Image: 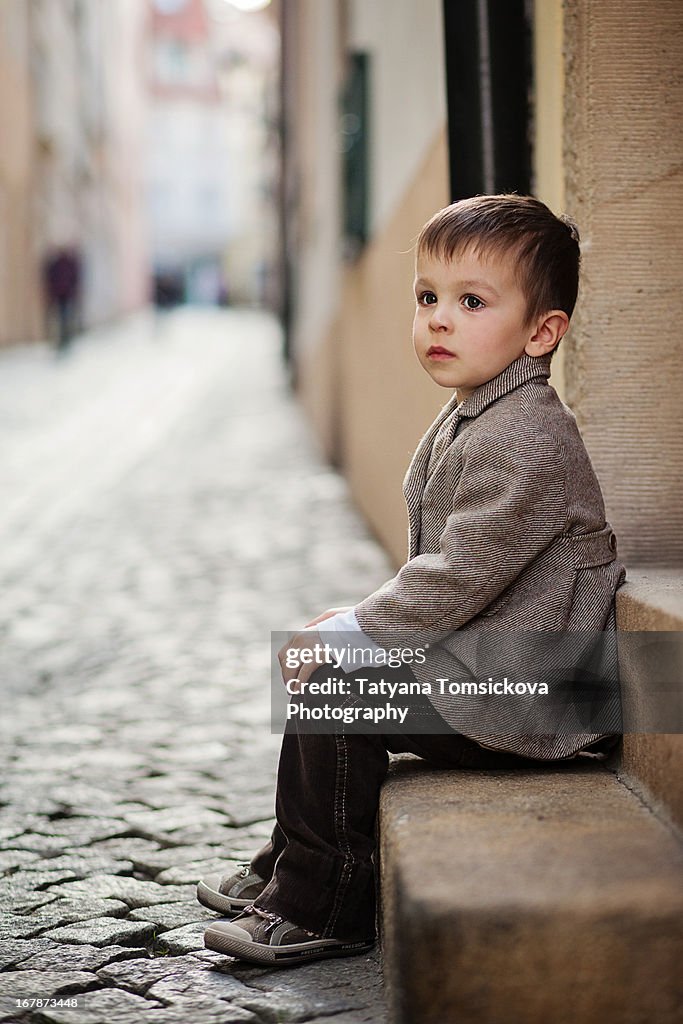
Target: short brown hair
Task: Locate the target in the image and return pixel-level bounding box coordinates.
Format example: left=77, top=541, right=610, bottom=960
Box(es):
left=416, top=193, right=581, bottom=327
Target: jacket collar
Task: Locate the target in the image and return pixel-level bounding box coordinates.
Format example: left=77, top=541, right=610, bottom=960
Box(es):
left=456, top=352, right=553, bottom=420
left=403, top=352, right=553, bottom=559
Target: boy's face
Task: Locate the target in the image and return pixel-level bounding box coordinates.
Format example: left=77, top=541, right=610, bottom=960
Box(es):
left=412, top=248, right=541, bottom=399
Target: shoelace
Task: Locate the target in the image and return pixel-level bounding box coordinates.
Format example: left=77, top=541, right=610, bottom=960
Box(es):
left=244, top=904, right=284, bottom=933
left=244, top=904, right=320, bottom=939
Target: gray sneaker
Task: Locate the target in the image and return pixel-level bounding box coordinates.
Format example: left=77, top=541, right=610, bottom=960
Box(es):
left=204, top=905, right=375, bottom=966
left=197, top=864, right=267, bottom=915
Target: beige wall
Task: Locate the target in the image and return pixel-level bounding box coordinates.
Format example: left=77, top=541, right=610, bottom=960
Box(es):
left=299, top=131, right=450, bottom=565
left=0, top=2, right=42, bottom=345
left=294, top=0, right=450, bottom=560
left=284, top=0, right=345, bottom=458
left=285, top=0, right=344, bottom=365
left=349, top=0, right=446, bottom=237
left=292, top=0, right=446, bottom=362
left=100, top=0, right=150, bottom=317
left=338, top=130, right=450, bottom=565
left=562, top=0, right=683, bottom=565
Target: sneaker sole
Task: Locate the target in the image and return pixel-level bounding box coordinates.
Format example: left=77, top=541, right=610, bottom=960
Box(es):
left=204, top=925, right=375, bottom=966
left=196, top=880, right=254, bottom=916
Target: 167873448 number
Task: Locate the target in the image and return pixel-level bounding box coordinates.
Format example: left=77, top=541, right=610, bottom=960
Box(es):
left=15, top=998, right=79, bottom=1009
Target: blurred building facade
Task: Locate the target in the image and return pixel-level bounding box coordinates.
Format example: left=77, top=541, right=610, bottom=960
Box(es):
left=280, top=0, right=683, bottom=575
left=147, top=0, right=231, bottom=305
left=0, top=0, right=280, bottom=346
left=146, top=0, right=280, bottom=307
left=0, top=0, right=149, bottom=347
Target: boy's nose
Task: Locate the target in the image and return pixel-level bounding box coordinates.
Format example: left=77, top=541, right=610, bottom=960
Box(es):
left=429, top=308, right=453, bottom=332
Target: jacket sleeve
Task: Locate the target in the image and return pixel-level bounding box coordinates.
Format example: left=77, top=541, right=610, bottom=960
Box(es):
left=354, top=428, right=568, bottom=648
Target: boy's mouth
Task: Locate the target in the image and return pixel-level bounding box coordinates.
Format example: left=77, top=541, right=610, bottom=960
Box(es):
left=427, top=345, right=456, bottom=360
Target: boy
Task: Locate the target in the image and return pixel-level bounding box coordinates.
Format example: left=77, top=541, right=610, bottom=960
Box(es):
left=198, top=194, right=625, bottom=965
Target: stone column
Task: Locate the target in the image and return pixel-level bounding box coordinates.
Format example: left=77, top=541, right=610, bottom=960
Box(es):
left=562, top=0, right=683, bottom=566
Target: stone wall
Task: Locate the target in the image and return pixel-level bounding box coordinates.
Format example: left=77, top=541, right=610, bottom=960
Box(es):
left=563, top=0, right=683, bottom=565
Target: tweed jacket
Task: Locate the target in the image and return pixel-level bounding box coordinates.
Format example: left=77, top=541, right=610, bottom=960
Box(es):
left=355, top=352, right=626, bottom=760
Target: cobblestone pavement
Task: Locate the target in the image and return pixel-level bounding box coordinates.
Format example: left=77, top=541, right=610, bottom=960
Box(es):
left=0, top=309, right=393, bottom=1024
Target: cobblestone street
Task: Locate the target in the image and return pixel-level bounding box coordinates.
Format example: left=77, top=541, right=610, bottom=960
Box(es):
left=0, top=309, right=392, bottom=1024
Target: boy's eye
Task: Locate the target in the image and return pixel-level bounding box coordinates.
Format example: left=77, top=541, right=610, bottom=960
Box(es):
left=418, top=291, right=437, bottom=305
left=463, top=294, right=484, bottom=310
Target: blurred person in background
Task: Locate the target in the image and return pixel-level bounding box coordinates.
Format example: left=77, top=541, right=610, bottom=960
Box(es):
left=43, top=245, right=83, bottom=352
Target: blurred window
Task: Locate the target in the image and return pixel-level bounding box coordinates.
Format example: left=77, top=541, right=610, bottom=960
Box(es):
left=341, top=52, right=370, bottom=261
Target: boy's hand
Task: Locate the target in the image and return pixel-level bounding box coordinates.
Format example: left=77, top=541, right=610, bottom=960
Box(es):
left=278, top=629, right=328, bottom=693
left=303, top=606, right=354, bottom=628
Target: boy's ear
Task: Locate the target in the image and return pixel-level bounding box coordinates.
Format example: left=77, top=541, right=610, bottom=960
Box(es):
left=525, top=310, right=569, bottom=357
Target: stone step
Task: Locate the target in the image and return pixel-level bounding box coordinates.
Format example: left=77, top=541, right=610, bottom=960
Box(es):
left=380, top=758, right=683, bottom=1024
left=615, top=570, right=683, bottom=830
